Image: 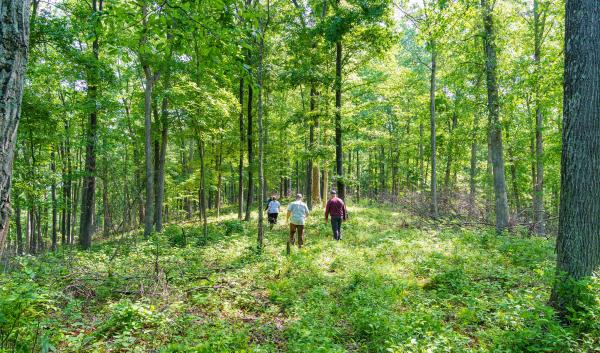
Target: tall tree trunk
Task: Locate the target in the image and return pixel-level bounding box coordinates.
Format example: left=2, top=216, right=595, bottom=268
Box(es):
left=15, top=198, right=23, bottom=255
left=469, top=112, right=480, bottom=216
left=481, top=0, right=510, bottom=232
left=335, top=40, right=345, bottom=199
left=142, top=64, right=157, bottom=238
left=532, top=0, right=546, bottom=235
left=0, top=0, right=31, bottom=253
left=444, top=111, right=458, bottom=191
left=429, top=41, right=439, bottom=218
left=155, top=25, right=172, bottom=233
left=307, top=85, right=317, bottom=209
left=155, top=97, right=168, bottom=232
left=102, top=159, right=111, bottom=237
left=257, top=32, right=266, bottom=249
left=550, top=0, right=600, bottom=315
left=506, top=127, right=522, bottom=215
left=419, top=119, right=424, bottom=191
left=238, top=77, right=245, bottom=220
left=198, top=140, right=208, bottom=237
left=216, top=143, right=223, bottom=219
left=245, top=82, right=254, bottom=221
left=79, top=0, right=103, bottom=249
left=51, top=148, right=58, bottom=251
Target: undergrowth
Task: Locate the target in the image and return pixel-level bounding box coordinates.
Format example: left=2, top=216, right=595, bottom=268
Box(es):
left=1, top=206, right=598, bottom=352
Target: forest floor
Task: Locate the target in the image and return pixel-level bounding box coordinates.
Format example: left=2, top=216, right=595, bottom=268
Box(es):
left=3, top=205, right=599, bottom=352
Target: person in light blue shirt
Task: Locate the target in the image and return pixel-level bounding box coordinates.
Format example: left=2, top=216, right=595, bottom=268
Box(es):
left=286, top=194, right=310, bottom=248
left=265, top=195, right=281, bottom=230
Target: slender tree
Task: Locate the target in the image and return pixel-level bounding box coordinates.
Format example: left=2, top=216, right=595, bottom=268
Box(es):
left=481, top=0, right=510, bottom=232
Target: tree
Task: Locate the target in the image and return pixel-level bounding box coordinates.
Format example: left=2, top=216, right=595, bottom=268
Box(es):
left=0, top=0, right=31, bottom=253
left=550, top=0, right=600, bottom=316
left=79, top=0, right=104, bottom=249
left=481, top=0, right=510, bottom=233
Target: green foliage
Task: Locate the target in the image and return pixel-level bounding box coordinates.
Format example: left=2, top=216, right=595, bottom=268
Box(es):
left=1, top=206, right=598, bottom=351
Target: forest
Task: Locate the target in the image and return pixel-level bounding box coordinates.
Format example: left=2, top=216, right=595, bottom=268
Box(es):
left=0, top=0, right=599, bottom=351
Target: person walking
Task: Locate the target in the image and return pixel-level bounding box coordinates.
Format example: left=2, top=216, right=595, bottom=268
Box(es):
left=286, top=193, right=310, bottom=248
left=265, top=195, right=281, bottom=230
left=325, top=190, right=348, bottom=241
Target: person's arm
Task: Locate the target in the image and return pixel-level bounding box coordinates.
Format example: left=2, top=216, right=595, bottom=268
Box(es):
left=286, top=204, right=292, bottom=222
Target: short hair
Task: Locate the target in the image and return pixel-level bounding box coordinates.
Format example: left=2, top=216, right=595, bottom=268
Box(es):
left=296, top=193, right=303, bottom=200
left=330, top=190, right=337, bottom=195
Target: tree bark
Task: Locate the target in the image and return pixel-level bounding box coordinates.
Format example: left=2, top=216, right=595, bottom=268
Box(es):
left=469, top=112, right=480, bottom=216
left=51, top=148, right=57, bottom=251
left=238, top=77, right=245, bottom=220
left=245, top=82, right=254, bottom=221
left=0, top=0, right=31, bottom=253
left=481, top=0, right=510, bottom=232
left=550, top=0, right=600, bottom=314
left=429, top=41, right=438, bottom=218
left=140, top=4, right=158, bottom=238
left=532, top=0, right=546, bottom=234
left=335, top=40, right=345, bottom=199
left=79, top=0, right=103, bottom=249
left=198, top=140, right=208, bottom=237
left=257, top=32, right=266, bottom=249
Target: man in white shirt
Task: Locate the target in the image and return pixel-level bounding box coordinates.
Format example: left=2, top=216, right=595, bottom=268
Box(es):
left=286, top=193, right=310, bottom=248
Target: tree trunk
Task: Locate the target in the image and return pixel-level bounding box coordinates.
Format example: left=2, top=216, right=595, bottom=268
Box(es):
left=335, top=40, right=345, bottom=199
left=142, top=64, right=157, bottom=237
left=469, top=112, right=480, bottom=216
left=216, top=143, right=223, bottom=219
left=0, top=0, right=31, bottom=254
left=238, top=77, right=245, bottom=220
left=245, top=82, right=254, bottom=221
left=257, top=32, right=266, bottom=249
left=51, top=148, right=58, bottom=251
left=532, top=0, right=546, bottom=235
left=15, top=198, right=23, bottom=255
left=429, top=41, right=439, bottom=218
left=102, top=159, right=111, bottom=237
left=550, top=0, right=600, bottom=315
left=481, top=0, right=510, bottom=232
left=79, top=0, right=103, bottom=249
left=444, top=111, right=458, bottom=191
left=198, top=140, right=208, bottom=237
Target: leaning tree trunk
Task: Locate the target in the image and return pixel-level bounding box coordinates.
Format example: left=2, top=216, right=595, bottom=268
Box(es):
left=0, top=0, right=31, bottom=254
left=550, top=0, right=600, bottom=316
left=481, top=0, right=510, bottom=233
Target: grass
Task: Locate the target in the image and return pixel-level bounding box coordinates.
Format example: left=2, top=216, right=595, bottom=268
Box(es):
left=1, top=205, right=599, bottom=352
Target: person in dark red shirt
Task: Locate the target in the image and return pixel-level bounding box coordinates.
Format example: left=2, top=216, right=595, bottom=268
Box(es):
left=325, top=190, right=348, bottom=240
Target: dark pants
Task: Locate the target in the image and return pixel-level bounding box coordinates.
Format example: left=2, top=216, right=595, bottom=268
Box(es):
left=331, top=217, right=343, bottom=240
left=289, top=224, right=305, bottom=248
left=268, top=213, right=278, bottom=224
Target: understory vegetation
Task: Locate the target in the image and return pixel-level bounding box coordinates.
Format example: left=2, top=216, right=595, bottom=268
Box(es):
left=2, top=206, right=599, bottom=352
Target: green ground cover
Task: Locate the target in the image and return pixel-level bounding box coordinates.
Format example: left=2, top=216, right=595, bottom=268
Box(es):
left=1, top=206, right=599, bottom=352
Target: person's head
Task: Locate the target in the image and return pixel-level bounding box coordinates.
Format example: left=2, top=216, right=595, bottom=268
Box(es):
left=330, top=190, right=337, bottom=199
left=295, top=193, right=303, bottom=201
left=271, top=195, right=277, bottom=201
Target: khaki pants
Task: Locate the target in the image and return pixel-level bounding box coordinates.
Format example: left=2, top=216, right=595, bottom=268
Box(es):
left=289, top=223, right=305, bottom=248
